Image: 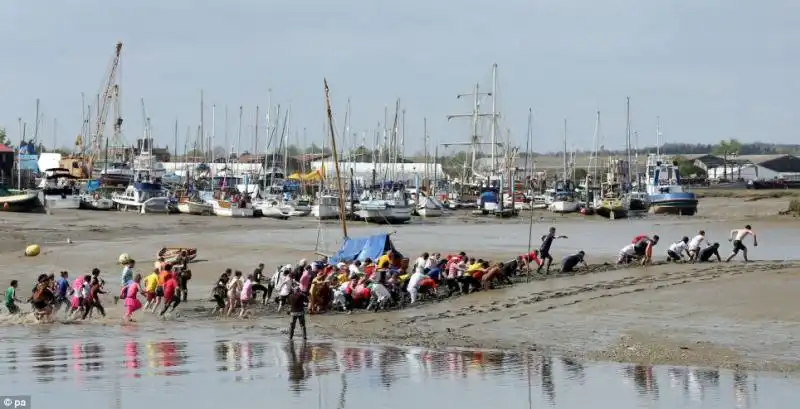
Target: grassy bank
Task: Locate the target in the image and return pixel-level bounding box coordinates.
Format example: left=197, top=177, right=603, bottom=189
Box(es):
left=693, top=188, right=800, bottom=200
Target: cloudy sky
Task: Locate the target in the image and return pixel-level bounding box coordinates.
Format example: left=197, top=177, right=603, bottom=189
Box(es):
left=0, top=0, right=796, bottom=155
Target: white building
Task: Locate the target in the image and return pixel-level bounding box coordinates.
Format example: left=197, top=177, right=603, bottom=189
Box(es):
left=698, top=154, right=800, bottom=182
left=309, top=160, right=444, bottom=185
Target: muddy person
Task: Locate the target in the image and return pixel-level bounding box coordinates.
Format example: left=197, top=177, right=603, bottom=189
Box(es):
left=698, top=242, right=722, bottom=262
left=287, top=288, right=308, bottom=340
left=560, top=251, right=587, bottom=273
left=726, top=225, right=758, bottom=262
left=687, top=231, right=706, bottom=262
left=537, top=227, right=568, bottom=274
left=667, top=237, right=690, bottom=262
left=634, top=235, right=659, bottom=266
left=5, top=280, right=21, bottom=314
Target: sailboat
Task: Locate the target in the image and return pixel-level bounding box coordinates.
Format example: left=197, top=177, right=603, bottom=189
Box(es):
left=549, top=119, right=579, bottom=213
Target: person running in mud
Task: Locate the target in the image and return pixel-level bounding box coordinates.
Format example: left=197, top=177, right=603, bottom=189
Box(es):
left=560, top=251, right=587, bottom=273
left=5, top=280, right=21, bottom=314
left=687, top=231, right=706, bottom=262
left=82, top=276, right=107, bottom=320
left=698, top=242, right=722, bottom=262
left=538, top=227, right=568, bottom=274
left=211, top=272, right=229, bottom=315
left=54, top=271, right=71, bottom=316
left=160, top=271, right=181, bottom=317
left=252, top=264, right=271, bottom=305
left=726, top=225, right=757, bottom=262
left=287, top=288, right=308, bottom=340
left=667, top=236, right=690, bottom=262
left=177, top=266, right=191, bottom=302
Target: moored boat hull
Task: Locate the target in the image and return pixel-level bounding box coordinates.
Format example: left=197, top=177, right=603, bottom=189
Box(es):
left=649, top=193, right=698, bottom=216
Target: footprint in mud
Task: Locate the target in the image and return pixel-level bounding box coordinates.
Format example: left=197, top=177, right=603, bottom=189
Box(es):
left=503, top=303, right=515, bottom=308
left=460, top=323, right=474, bottom=329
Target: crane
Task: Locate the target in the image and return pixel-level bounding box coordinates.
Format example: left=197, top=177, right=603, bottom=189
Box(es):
left=91, top=42, right=123, bottom=160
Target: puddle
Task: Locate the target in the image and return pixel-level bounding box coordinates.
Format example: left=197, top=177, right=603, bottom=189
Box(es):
left=0, top=325, right=794, bottom=408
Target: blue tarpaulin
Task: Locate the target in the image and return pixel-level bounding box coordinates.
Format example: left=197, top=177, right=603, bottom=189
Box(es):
left=328, top=233, right=402, bottom=264
left=85, top=180, right=101, bottom=192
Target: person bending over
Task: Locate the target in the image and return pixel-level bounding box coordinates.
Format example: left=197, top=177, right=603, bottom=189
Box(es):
left=561, top=251, right=587, bottom=273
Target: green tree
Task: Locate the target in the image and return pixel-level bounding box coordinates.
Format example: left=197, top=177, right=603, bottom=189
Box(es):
left=573, top=167, right=588, bottom=181
left=0, top=128, right=7, bottom=147
left=674, top=155, right=706, bottom=178
left=712, top=139, right=742, bottom=179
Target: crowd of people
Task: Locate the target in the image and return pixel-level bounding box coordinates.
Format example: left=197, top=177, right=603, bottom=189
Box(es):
left=617, top=224, right=758, bottom=265
left=3, top=225, right=758, bottom=339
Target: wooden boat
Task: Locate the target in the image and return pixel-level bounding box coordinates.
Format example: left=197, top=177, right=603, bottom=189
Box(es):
left=0, top=187, right=41, bottom=212
left=157, top=247, right=197, bottom=264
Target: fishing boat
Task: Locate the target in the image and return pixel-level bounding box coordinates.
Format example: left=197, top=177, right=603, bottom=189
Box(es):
left=212, top=199, right=255, bottom=217
left=594, top=158, right=629, bottom=219
left=99, top=162, right=135, bottom=186
left=595, top=196, right=627, bottom=219
left=312, top=194, right=341, bottom=220
left=0, top=186, right=40, bottom=212
left=355, top=189, right=412, bottom=224
left=38, top=168, right=81, bottom=210
left=111, top=182, right=169, bottom=213
left=646, top=154, right=698, bottom=215
left=176, top=196, right=213, bottom=215
left=625, top=191, right=650, bottom=212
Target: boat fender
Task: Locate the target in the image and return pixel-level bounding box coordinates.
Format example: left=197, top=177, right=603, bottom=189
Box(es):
left=94, top=193, right=100, bottom=200
left=25, top=244, right=41, bottom=257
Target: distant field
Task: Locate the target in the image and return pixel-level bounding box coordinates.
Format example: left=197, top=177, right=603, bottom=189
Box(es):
left=528, top=155, right=626, bottom=170
left=693, top=188, right=800, bottom=199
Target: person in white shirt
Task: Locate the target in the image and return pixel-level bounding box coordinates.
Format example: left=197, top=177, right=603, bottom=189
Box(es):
left=348, top=261, right=362, bottom=278
left=687, top=230, right=706, bottom=261
left=667, top=237, right=690, bottom=262
left=367, top=282, right=392, bottom=311
left=226, top=271, right=243, bottom=316
left=413, top=253, right=430, bottom=275
left=726, top=224, right=757, bottom=262
left=406, top=270, right=425, bottom=304
left=617, top=244, right=637, bottom=264
left=275, top=270, right=294, bottom=312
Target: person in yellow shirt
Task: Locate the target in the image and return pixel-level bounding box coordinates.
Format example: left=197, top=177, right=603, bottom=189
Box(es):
left=151, top=264, right=172, bottom=313
left=142, top=269, right=159, bottom=311
left=376, top=251, right=394, bottom=270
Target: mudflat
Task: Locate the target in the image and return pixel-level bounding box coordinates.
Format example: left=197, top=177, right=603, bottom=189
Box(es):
left=0, top=195, right=798, bottom=373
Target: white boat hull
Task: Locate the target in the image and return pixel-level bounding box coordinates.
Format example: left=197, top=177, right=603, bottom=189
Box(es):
left=356, top=206, right=412, bottom=224
left=549, top=200, right=579, bottom=213
left=417, top=206, right=442, bottom=217
left=289, top=205, right=312, bottom=217
left=214, top=206, right=255, bottom=217
left=312, top=204, right=340, bottom=219
left=80, top=197, right=115, bottom=210
left=260, top=206, right=290, bottom=219
left=177, top=201, right=213, bottom=215
left=42, top=195, right=81, bottom=210
left=112, top=196, right=170, bottom=213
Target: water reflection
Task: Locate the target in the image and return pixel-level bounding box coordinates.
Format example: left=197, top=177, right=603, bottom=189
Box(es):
left=0, top=338, right=783, bottom=409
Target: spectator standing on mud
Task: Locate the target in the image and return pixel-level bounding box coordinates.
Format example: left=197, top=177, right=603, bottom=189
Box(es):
left=287, top=289, right=308, bottom=340
left=538, top=227, right=568, bottom=274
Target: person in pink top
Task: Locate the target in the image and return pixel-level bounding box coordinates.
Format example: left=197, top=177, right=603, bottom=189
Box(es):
left=299, top=266, right=312, bottom=294
left=123, top=274, right=144, bottom=322
left=239, top=274, right=254, bottom=318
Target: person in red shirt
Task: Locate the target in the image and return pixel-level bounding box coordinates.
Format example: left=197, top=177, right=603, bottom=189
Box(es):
left=81, top=277, right=107, bottom=320
left=159, top=273, right=180, bottom=317
left=519, top=250, right=542, bottom=272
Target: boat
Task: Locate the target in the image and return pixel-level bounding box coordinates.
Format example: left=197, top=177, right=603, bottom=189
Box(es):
left=312, top=194, right=341, bottom=220
left=99, top=162, right=135, bottom=186
left=212, top=199, right=255, bottom=217
left=38, top=168, right=81, bottom=210
left=176, top=196, right=213, bottom=215
left=548, top=181, right=579, bottom=213
left=625, top=191, right=650, bottom=211
left=595, top=196, right=627, bottom=220
left=254, top=198, right=291, bottom=219
left=111, top=182, right=169, bottom=213
left=157, top=247, right=197, bottom=264
left=0, top=186, right=41, bottom=212
left=646, top=154, right=698, bottom=216
left=417, top=194, right=444, bottom=217
left=79, top=193, right=115, bottom=210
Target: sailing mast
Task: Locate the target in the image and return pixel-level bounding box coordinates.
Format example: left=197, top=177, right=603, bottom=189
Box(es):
left=625, top=97, right=633, bottom=191
left=324, top=79, right=348, bottom=238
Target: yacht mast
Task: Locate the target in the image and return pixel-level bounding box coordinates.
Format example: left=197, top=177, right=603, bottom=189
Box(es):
left=562, top=119, right=568, bottom=180
left=625, top=97, right=632, bottom=189
left=324, top=79, right=348, bottom=238
left=446, top=82, right=492, bottom=183
left=490, top=63, right=498, bottom=175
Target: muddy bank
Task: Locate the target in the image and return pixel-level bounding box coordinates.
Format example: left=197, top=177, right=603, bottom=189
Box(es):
left=1, top=209, right=799, bottom=373
left=309, top=261, right=800, bottom=373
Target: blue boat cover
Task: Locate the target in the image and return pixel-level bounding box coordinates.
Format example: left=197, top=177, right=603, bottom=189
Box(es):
left=86, top=179, right=101, bottom=192
left=134, top=182, right=162, bottom=192
left=328, top=234, right=403, bottom=264
left=480, top=190, right=498, bottom=203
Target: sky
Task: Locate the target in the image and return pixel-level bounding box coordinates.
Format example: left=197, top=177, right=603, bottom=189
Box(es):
left=0, top=0, right=797, bottom=155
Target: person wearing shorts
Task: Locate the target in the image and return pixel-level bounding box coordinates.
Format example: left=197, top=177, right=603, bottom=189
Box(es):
left=726, top=225, right=757, bottom=262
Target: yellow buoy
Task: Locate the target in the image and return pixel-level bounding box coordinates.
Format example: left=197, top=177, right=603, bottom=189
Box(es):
left=25, top=244, right=41, bottom=257
left=118, top=253, right=131, bottom=264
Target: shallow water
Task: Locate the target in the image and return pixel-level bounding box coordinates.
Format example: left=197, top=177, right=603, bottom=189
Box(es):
left=0, top=325, right=795, bottom=409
